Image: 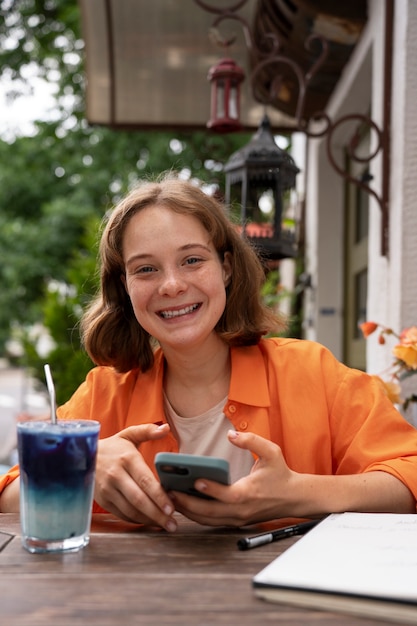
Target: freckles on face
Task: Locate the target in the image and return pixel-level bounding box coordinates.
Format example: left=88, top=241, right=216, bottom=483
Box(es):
left=121, top=204, right=232, bottom=347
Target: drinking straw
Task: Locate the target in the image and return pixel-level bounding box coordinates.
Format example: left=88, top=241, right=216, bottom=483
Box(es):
left=44, top=363, right=57, bottom=424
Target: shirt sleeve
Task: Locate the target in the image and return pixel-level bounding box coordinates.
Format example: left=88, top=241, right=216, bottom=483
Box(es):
left=0, top=464, right=20, bottom=494
left=265, top=338, right=417, bottom=505
left=326, top=352, right=417, bottom=502
left=57, top=366, right=139, bottom=437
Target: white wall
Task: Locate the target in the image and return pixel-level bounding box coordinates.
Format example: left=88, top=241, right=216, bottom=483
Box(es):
left=367, top=0, right=417, bottom=377
left=304, top=12, right=373, bottom=359
left=304, top=0, right=417, bottom=372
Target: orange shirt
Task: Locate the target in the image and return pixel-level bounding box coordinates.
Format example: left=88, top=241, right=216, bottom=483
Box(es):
left=2, top=338, right=417, bottom=510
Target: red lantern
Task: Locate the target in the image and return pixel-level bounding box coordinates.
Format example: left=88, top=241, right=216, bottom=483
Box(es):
left=207, top=57, right=245, bottom=133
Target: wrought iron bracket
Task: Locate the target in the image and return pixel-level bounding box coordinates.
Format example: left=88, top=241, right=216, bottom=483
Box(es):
left=194, top=0, right=393, bottom=256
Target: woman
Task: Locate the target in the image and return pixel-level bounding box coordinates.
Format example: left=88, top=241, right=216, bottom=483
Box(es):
left=1, top=174, right=417, bottom=531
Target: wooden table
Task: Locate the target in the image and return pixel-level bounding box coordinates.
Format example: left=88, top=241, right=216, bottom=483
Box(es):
left=0, top=513, right=396, bottom=626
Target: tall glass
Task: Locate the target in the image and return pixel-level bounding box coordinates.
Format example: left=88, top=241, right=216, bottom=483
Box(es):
left=17, top=419, right=100, bottom=553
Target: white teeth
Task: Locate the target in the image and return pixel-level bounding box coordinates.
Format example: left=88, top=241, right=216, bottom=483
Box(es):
left=160, top=304, right=199, bottom=319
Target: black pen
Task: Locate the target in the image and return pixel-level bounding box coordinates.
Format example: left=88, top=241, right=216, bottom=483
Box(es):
left=237, top=519, right=320, bottom=551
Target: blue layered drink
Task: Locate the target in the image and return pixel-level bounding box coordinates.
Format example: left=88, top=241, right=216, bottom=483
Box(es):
left=17, top=420, right=100, bottom=553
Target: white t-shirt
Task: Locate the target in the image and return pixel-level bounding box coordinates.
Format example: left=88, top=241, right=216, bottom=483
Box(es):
left=163, top=394, right=253, bottom=484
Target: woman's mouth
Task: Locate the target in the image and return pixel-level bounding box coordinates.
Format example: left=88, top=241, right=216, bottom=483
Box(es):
left=158, top=304, right=201, bottom=319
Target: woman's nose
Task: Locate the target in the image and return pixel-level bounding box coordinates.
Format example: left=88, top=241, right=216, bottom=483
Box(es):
left=158, top=269, right=187, bottom=296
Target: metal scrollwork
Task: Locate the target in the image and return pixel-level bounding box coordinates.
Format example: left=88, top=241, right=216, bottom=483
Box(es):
left=324, top=114, right=385, bottom=205
left=194, top=0, right=391, bottom=255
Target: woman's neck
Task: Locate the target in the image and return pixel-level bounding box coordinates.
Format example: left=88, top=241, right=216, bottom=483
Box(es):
left=162, top=338, right=231, bottom=418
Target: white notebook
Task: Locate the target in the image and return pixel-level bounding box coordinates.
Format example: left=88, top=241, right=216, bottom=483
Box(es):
left=253, top=512, right=417, bottom=624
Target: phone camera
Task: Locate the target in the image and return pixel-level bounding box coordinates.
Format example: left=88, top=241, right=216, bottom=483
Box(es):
left=160, top=464, right=189, bottom=476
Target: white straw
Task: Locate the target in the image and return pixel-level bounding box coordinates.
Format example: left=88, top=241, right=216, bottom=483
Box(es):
left=44, top=363, right=57, bottom=424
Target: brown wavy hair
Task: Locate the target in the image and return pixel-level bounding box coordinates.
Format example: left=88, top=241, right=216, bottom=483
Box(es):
left=81, top=174, right=285, bottom=372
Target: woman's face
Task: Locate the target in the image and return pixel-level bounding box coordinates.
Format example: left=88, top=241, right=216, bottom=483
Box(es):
left=122, top=204, right=231, bottom=353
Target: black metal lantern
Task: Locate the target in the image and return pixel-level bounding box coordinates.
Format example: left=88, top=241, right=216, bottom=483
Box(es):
left=207, top=57, right=245, bottom=133
left=224, top=114, right=300, bottom=259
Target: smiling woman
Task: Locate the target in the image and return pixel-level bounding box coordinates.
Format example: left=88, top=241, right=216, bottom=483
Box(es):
left=121, top=204, right=232, bottom=359
left=1, top=173, right=417, bottom=530
left=80, top=173, right=281, bottom=374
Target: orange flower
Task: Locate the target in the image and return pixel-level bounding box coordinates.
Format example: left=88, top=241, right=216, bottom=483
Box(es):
left=359, top=321, right=378, bottom=338
left=393, top=347, right=417, bottom=370
left=393, top=345, right=417, bottom=369
left=399, top=326, right=417, bottom=345
left=362, top=321, right=416, bottom=407
left=392, top=326, right=417, bottom=370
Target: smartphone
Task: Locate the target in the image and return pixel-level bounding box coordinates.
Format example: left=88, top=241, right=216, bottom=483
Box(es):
left=155, top=452, right=230, bottom=499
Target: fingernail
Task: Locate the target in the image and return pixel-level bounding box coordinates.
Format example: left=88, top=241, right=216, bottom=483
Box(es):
left=228, top=429, right=238, bottom=439
left=163, top=504, right=174, bottom=516
left=165, top=519, right=177, bottom=533
left=195, top=480, right=207, bottom=492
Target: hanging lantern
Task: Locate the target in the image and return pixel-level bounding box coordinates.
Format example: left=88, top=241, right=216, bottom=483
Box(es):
left=207, top=57, right=245, bottom=133
left=224, top=114, right=300, bottom=260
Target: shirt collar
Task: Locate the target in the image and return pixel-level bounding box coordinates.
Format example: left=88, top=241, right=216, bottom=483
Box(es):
left=154, top=342, right=271, bottom=408
left=229, top=343, right=271, bottom=407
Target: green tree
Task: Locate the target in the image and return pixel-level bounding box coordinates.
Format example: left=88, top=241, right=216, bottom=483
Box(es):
left=18, top=216, right=99, bottom=405
left=0, top=0, right=251, bottom=401
left=0, top=124, right=250, bottom=401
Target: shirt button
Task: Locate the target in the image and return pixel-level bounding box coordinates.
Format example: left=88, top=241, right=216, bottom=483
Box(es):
left=239, top=421, right=248, bottom=430
left=228, top=404, right=237, bottom=413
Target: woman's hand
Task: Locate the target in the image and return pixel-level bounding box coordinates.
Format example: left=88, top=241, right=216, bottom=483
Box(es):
left=94, top=423, right=178, bottom=531
left=171, top=430, right=416, bottom=527
left=170, top=430, right=299, bottom=527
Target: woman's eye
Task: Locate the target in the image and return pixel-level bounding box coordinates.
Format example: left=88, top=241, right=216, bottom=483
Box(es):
left=185, top=257, right=202, bottom=266
left=136, top=266, right=155, bottom=274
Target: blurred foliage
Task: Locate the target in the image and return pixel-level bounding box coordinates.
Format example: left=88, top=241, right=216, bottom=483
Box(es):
left=16, top=216, right=100, bottom=405
left=261, top=268, right=303, bottom=339
left=0, top=0, right=252, bottom=403
left=0, top=0, right=84, bottom=111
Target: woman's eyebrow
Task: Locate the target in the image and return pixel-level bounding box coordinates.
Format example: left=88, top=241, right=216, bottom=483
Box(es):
left=179, top=243, right=212, bottom=253
left=125, top=243, right=213, bottom=267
